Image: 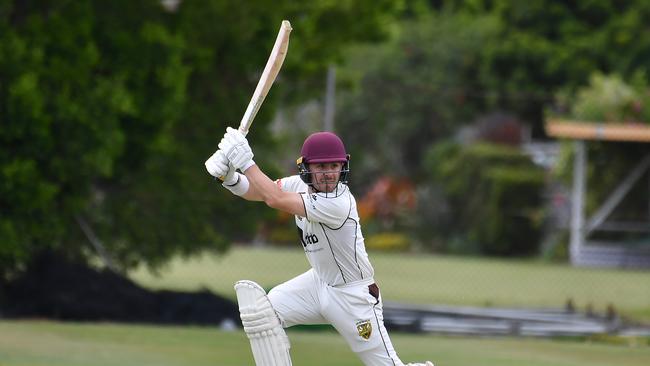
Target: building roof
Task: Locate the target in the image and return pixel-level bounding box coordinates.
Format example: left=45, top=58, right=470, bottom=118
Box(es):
left=545, top=120, right=650, bottom=142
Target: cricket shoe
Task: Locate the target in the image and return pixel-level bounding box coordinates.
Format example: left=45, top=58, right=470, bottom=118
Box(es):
left=406, top=362, right=433, bottom=366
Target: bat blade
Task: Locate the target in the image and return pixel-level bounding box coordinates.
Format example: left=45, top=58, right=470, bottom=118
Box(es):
left=217, top=20, right=291, bottom=181
left=239, top=20, right=292, bottom=136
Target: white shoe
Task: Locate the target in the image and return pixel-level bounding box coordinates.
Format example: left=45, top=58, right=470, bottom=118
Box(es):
left=406, top=362, right=433, bottom=366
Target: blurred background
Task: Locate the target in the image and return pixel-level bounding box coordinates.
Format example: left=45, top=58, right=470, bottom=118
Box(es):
left=1, top=1, right=649, bottom=365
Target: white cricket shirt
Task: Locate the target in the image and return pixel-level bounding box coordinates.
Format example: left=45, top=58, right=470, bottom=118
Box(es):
left=277, top=175, right=374, bottom=286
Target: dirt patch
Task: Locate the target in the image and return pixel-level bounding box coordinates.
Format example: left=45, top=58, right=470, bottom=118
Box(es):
left=0, top=252, right=241, bottom=327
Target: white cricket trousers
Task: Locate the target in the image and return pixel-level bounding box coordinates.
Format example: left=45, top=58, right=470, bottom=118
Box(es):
left=268, top=269, right=404, bottom=365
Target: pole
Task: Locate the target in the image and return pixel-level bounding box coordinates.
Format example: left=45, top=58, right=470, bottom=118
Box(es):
left=323, top=64, right=336, bottom=131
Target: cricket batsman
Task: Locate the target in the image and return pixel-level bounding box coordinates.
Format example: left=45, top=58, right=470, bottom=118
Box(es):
left=205, top=128, right=433, bottom=366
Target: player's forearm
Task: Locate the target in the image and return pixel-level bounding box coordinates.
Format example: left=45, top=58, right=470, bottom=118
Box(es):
left=244, top=165, right=306, bottom=217
left=244, top=165, right=283, bottom=204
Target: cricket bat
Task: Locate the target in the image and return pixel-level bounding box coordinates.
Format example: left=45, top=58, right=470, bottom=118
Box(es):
left=219, top=20, right=291, bottom=180
left=238, top=20, right=292, bottom=136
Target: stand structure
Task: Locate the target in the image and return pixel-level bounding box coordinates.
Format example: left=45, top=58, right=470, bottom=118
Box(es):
left=546, top=120, right=650, bottom=268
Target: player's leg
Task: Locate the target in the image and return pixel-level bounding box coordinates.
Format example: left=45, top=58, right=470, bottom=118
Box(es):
left=267, top=269, right=327, bottom=327
left=323, top=283, right=434, bottom=366
left=322, top=282, right=401, bottom=365
left=234, top=280, right=292, bottom=366
left=354, top=302, right=405, bottom=366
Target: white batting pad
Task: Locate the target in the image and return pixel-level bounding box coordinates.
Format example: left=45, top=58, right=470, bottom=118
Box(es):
left=235, top=280, right=292, bottom=366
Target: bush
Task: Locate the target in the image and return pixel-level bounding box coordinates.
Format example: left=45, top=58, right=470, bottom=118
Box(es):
left=553, top=72, right=650, bottom=124
left=365, top=232, right=410, bottom=251
left=421, top=141, right=546, bottom=256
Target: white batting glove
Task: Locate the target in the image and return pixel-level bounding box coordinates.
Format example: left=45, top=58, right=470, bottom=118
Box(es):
left=218, top=127, right=255, bottom=172
left=204, top=150, right=237, bottom=185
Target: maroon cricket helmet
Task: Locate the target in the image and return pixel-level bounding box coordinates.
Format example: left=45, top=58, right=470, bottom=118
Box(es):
left=297, top=131, right=350, bottom=185
left=301, top=132, right=348, bottom=163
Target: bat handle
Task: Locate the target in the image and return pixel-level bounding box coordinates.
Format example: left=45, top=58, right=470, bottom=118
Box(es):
left=217, top=161, right=236, bottom=181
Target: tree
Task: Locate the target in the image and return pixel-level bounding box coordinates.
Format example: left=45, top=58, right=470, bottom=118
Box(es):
left=333, top=0, right=650, bottom=253
left=0, top=0, right=403, bottom=279
left=336, top=11, right=500, bottom=189
left=448, top=0, right=650, bottom=134
left=1, top=0, right=190, bottom=275
left=421, top=142, right=546, bottom=256
left=336, top=0, right=650, bottom=185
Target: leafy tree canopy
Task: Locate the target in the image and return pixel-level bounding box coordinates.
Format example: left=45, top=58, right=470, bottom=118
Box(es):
left=337, top=0, right=650, bottom=186
left=0, top=0, right=403, bottom=279
left=448, top=0, right=650, bottom=131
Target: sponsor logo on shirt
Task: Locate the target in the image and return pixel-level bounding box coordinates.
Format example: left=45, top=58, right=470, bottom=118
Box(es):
left=304, top=234, right=319, bottom=244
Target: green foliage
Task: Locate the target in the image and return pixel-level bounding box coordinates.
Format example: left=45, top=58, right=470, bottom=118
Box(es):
left=0, top=0, right=403, bottom=279
left=332, top=0, right=650, bottom=260
left=338, top=0, right=650, bottom=187
left=421, top=142, right=546, bottom=256
left=1, top=1, right=172, bottom=274
left=447, top=0, right=650, bottom=132
left=554, top=72, right=650, bottom=123
left=337, top=11, right=500, bottom=188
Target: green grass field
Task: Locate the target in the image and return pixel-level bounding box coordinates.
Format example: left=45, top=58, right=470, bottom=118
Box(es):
left=1, top=320, right=648, bottom=366
left=3, top=247, right=649, bottom=366
left=130, top=246, right=650, bottom=321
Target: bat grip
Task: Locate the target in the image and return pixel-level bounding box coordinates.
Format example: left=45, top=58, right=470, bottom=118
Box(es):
left=217, top=161, right=237, bottom=182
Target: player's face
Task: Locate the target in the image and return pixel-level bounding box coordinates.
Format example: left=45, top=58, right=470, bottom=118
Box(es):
left=309, top=162, right=343, bottom=193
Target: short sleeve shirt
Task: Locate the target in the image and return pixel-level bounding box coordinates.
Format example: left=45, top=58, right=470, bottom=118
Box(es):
left=277, top=175, right=374, bottom=286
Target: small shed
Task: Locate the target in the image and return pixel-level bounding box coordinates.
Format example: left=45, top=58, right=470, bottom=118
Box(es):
left=545, top=120, right=650, bottom=268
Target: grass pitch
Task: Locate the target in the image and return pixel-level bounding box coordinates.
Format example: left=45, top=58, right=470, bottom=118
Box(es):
left=3, top=248, right=649, bottom=366
left=1, top=320, right=648, bottom=366
left=130, top=246, right=650, bottom=321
